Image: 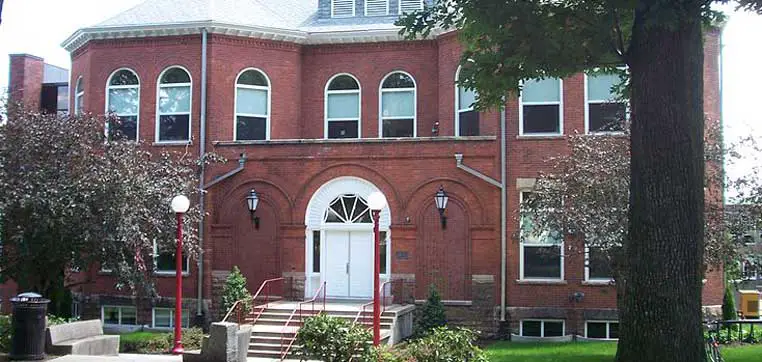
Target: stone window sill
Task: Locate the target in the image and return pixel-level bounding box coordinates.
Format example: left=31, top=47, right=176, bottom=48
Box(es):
left=516, top=279, right=568, bottom=285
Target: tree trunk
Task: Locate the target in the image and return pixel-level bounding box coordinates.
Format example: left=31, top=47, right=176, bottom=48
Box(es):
left=616, top=2, right=706, bottom=362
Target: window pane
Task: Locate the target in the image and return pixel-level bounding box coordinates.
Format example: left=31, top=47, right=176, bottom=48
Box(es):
left=158, top=87, right=191, bottom=113
left=156, top=253, right=175, bottom=271
left=108, top=88, right=139, bottom=114
left=589, top=102, right=626, bottom=133
left=544, top=321, right=564, bottom=337
left=161, top=68, right=190, bottom=84
left=121, top=307, right=137, bottom=325
left=154, top=309, right=171, bottom=328
left=524, top=245, right=561, bottom=279
left=588, top=248, right=612, bottom=280
left=328, top=75, right=359, bottom=90
left=382, top=119, right=414, bottom=138
left=523, top=79, right=560, bottom=103
left=522, top=321, right=541, bottom=337
left=523, top=104, right=560, bottom=134
left=327, top=93, right=359, bottom=119
left=237, top=88, right=268, bottom=115
left=110, top=70, right=139, bottom=86
left=181, top=310, right=190, bottom=328
left=159, top=115, right=190, bottom=141
left=458, top=86, right=476, bottom=110
left=380, top=231, right=387, bottom=274
left=75, top=78, right=84, bottom=93
left=587, top=322, right=607, bottom=338
left=103, top=307, right=119, bottom=324
left=382, top=73, right=414, bottom=89
left=458, top=110, right=479, bottom=136
left=587, top=73, right=620, bottom=101
left=328, top=120, right=359, bottom=139
left=76, top=94, right=84, bottom=112
left=236, top=116, right=267, bottom=140
left=381, top=91, right=414, bottom=118
left=609, top=322, right=619, bottom=339
left=313, top=231, right=320, bottom=273
left=110, top=116, right=138, bottom=141
left=520, top=212, right=562, bottom=245
left=237, top=70, right=268, bottom=87
left=57, top=86, right=69, bottom=111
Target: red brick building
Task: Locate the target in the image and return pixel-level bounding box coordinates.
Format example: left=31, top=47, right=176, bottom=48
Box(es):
left=8, top=0, right=723, bottom=338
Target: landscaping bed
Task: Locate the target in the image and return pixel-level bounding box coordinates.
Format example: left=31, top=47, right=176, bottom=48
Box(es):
left=116, top=328, right=204, bottom=354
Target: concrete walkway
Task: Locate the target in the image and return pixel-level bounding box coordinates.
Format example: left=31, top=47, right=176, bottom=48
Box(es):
left=50, top=354, right=310, bottom=362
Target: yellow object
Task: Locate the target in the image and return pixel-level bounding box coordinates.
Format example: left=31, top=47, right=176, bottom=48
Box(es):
left=739, top=290, right=761, bottom=319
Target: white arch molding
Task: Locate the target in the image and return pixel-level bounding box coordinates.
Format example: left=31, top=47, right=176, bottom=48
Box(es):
left=304, top=176, right=392, bottom=298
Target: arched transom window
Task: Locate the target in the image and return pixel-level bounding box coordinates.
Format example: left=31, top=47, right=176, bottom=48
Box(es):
left=156, top=66, right=191, bottom=142
left=74, top=77, right=84, bottom=115
left=380, top=71, right=416, bottom=138
left=325, top=74, right=360, bottom=139
left=106, top=69, right=140, bottom=141
left=324, top=195, right=372, bottom=224
left=235, top=69, right=270, bottom=141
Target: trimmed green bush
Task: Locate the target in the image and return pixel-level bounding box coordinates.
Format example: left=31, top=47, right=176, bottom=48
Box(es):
left=119, top=332, right=171, bottom=354
left=296, top=313, right=372, bottom=362
left=362, top=345, right=407, bottom=362
left=220, top=266, right=253, bottom=319
left=164, top=327, right=205, bottom=351
left=722, top=280, right=737, bottom=321
left=404, top=327, right=488, bottom=362
left=413, top=285, right=447, bottom=337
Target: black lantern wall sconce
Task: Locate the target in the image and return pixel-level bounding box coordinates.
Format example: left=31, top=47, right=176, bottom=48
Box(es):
left=246, top=189, right=260, bottom=229
left=435, top=186, right=449, bottom=229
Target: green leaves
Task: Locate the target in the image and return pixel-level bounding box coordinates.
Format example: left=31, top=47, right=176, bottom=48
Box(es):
left=220, top=266, right=253, bottom=318
left=296, top=313, right=371, bottom=362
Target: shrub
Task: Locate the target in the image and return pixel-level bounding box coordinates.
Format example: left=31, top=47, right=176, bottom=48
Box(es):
left=722, top=279, right=737, bottom=321
left=119, top=332, right=171, bottom=354
left=220, top=266, right=253, bottom=319
left=403, top=327, right=488, bottom=362
left=362, top=345, right=407, bottom=362
left=163, top=327, right=205, bottom=351
left=0, top=315, right=10, bottom=353
left=413, top=285, right=447, bottom=337
left=296, top=313, right=372, bottom=362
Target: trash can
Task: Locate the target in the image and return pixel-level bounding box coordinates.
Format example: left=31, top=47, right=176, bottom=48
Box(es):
left=9, top=292, right=50, bottom=360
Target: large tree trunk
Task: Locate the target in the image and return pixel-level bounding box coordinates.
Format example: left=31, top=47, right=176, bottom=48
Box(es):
left=616, top=2, right=706, bottom=362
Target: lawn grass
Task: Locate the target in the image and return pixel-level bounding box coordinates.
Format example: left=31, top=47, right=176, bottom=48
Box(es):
left=485, top=341, right=762, bottom=362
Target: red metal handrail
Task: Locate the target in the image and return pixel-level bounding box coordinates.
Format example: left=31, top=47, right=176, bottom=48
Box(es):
left=220, top=277, right=287, bottom=324
left=280, top=282, right=326, bottom=360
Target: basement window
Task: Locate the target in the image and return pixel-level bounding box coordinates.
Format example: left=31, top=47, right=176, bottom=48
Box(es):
left=153, top=308, right=190, bottom=328
left=586, top=321, right=619, bottom=339
left=102, top=305, right=137, bottom=326
left=521, top=320, right=565, bottom=337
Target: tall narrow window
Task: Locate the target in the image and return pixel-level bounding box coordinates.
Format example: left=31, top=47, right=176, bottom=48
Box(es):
left=520, top=191, right=563, bottom=280
left=380, top=231, right=388, bottom=275
left=585, top=246, right=613, bottom=282
left=332, top=0, right=354, bottom=17
left=106, top=69, right=140, bottom=141
left=520, top=78, right=562, bottom=135
left=74, top=77, right=84, bottom=115
left=586, top=72, right=627, bottom=133
left=380, top=72, right=416, bottom=138
left=399, top=0, right=424, bottom=14
left=366, top=0, right=389, bottom=16
left=235, top=69, right=270, bottom=141
left=325, top=74, right=360, bottom=139
left=156, top=67, right=191, bottom=142
left=312, top=231, right=321, bottom=273
left=456, top=67, right=479, bottom=136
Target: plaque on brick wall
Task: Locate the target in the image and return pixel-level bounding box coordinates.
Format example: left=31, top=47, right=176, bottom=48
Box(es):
left=395, top=251, right=409, bottom=260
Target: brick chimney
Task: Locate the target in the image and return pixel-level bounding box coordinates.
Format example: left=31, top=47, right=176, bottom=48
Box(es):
left=8, top=54, right=45, bottom=110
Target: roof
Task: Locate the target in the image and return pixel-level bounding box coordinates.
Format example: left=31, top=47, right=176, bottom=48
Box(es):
left=43, top=63, right=69, bottom=84
left=61, top=0, right=428, bottom=52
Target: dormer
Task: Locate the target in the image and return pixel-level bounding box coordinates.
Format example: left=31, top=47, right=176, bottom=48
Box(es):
left=319, top=0, right=426, bottom=19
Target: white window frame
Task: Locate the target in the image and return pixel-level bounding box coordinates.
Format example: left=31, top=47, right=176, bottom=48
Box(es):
left=234, top=67, right=271, bottom=141
left=585, top=320, right=619, bottom=340
left=455, top=66, right=478, bottom=137
left=324, top=73, right=361, bottom=139
left=742, top=260, right=759, bottom=281
left=105, top=68, right=140, bottom=142
left=331, top=0, right=355, bottom=17
left=155, top=66, right=192, bottom=144
left=74, top=76, right=84, bottom=115
left=399, top=0, right=424, bottom=14
left=584, top=246, right=613, bottom=283
left=153, top=240, right=190, bottom=275
left=379, top=70, right=417, bottom=138
left=101, top=305, right=137, bottom=326
left=518, top=78, right=563, bottom=136
left=584, top=69, right=629, bottom=135
left=365, top=0, right=390, bottom=16
left=152, top=307, right=190, bottom=329
left=519, top=191, right=564, bottom=281
left=520, top=319, right=566, bottom=337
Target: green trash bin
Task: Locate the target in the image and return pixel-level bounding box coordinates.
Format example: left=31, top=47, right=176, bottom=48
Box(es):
left=10, top=292, right=50, bottom=361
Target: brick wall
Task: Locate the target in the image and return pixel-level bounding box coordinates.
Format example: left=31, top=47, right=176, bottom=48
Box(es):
left=8, top=54, right=44, bottom=110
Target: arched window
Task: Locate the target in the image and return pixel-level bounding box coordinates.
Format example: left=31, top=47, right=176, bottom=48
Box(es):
left=156, top=66, right=191, bottom=142
left=324, top=195, right=372, bottom=224
left=519, top=78, right=563, bottom=136
left=325, top=74, right=360, bottom=139
left=379, top=71, right=416, bottom=138
left=455, top=67, right=479, bottom=136
left=235, top=68, right=270, bottom=141
left=106, top=69, right=140, bottom=141
left=74, top=77, right=84, bottom=115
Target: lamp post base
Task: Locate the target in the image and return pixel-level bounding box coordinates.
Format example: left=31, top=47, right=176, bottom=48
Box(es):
left=171, top=345, right=184, bottom=355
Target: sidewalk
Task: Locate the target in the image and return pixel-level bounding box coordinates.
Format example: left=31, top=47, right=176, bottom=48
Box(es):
left=49, top=354, right=310, bottom=362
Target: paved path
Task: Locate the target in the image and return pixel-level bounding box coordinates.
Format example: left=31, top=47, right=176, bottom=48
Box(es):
left=50, top=354, right=310, bottom=362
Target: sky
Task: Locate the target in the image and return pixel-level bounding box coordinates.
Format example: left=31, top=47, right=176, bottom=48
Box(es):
left=0, top=1, right=761, bottom=186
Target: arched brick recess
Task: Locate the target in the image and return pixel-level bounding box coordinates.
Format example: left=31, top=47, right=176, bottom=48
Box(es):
left=404, top=178, right=489, bottom=225
left=214, top=179, right=293, bottom=225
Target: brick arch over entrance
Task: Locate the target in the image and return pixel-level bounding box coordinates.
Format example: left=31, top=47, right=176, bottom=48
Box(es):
left=305, top=176, right=391, bottom=229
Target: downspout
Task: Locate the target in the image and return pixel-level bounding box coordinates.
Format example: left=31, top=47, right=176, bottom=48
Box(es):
left=196, top=27, right=208, bottom=321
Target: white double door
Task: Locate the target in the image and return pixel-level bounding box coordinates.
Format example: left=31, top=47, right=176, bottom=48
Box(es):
left=324, top=229, right=373, bottom=298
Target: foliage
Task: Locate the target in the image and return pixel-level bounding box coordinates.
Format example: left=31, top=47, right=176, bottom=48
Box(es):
left=163, top=327, right=204, bottom=351
left=119, top=331, right=171, bottom=354
left=46, top=314, right=79, bottom=326
left=220, top=266, right=253, bottom=319
left=0, top=106, right=224, bottom=296
left=722, top=280, right=738, bottom=322
left=413, top=285, right=447, bottom=338
left=362, top=345, right=407, bottom=362
left=403, top=327, right=488, bottom=362
left=0, top=315, right=9, bottom=353
left=295, top=313, right=372, bottom=362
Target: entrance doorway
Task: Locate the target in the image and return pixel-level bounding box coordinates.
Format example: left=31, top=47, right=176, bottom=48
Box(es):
left=325, top=230, right=373, bottom=298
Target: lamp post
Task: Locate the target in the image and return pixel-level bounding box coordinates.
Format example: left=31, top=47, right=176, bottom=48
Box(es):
left=367, top=191, right=387, bottom=346
left=170, top=195, right=190, bottom=355
left=246, top=189, right=260, bottom=229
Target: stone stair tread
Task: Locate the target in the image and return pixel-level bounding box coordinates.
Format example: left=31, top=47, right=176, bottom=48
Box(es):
left=251, top=324, right=300, bottom=333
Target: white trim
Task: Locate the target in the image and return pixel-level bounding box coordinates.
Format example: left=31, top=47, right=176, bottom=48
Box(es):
left=331, top=0, right=356, bottom=18
left=365, top=0, right=390, bottom=16
left=155, top=66, right=192, bottom=143
left=324, top=73, right=361, bottom=139
left=518, top=191, right=564, bottom=281
left=153, top=239, right=190, bottom=275
left=584, top=71, right=629, bottom=135
left=454, top=65, right=478, bottom=137
left=399, top=0, right=424, bottom=14
left=520, top=319, right=566, bottom=338
left=101, top=305, right=137, bottom=326
left=518, top=78, right=563, bottom=136
left=379, top=70, right=417, bottom=138
left=584, top=320, right=619, bottom=340
left=584, top=246, right=614, bottom=283
left=74, top=76, right=84, bottom=115
left=234, top=68, right=271, bottom=141
left=151, top=307, right=189, bottom=329
left=105, top=68, right=141, bottom=141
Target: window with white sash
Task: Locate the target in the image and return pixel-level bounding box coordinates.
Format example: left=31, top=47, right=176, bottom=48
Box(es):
left=235, top=68, right=270, bottom=141
left=520, top=78, right=562, bottom=135
left=156, top=67, right=191, bottom=142
left=519, top=191, right=563, bottom=280
left=106, top=69, right=140, bottom=141
left=586, top=71, right=627, bottom=133
left=325, top=74, right=360, bottom=139
left=380, top=71, right=416, bottom=138
left=74, top=77, right=84, bottom=115
left=455, top=67, right=479, bottom=136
